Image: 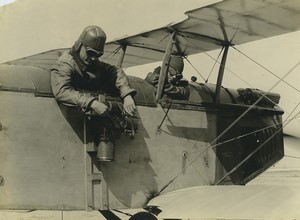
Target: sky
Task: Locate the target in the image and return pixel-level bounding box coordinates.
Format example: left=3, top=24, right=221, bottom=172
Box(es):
left=0, top=0, right=299, bottom=137
left=0, top=0, right=219, bottom=63
left=0, top=0, right=15, bottom=7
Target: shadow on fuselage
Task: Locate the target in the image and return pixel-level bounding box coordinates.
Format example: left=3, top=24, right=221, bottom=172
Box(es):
left=57, top=101, right=159, bottom=209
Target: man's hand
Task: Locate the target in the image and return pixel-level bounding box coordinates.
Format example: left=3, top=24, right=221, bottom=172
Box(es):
left=123, top=95, right=136, bottom=116
left=90, top=100, right=109, bottom=116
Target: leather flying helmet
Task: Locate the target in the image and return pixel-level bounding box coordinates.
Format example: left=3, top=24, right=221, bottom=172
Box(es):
left=74, top=26, right=107, bottom=55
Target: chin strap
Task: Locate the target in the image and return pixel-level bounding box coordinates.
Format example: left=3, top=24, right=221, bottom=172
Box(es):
left=69, top=45, right=88, bottom=73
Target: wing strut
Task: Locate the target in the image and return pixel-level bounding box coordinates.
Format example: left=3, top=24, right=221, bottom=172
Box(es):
left=156, top=32, right=175, bottom=100
left=214, top=44, right=229, bottom=103
left=116, top=45, right=127, bottom=68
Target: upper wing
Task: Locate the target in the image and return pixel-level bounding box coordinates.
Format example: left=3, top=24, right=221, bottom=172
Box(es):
left=5, top=0, right=300, bottom=70
left=5, top=49, right=67, bottom=71
left=102, top=0, right=300, bottom=67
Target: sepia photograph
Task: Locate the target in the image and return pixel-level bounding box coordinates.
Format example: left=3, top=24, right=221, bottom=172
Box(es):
left=0, top=0, right=300, bottom=219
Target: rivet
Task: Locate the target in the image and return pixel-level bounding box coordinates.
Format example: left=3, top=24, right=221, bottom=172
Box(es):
left=182, top=151, right=188, bottom=159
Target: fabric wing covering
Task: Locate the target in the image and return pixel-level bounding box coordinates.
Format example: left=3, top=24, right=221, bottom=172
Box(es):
left=5, top=0, right=300, bottom=71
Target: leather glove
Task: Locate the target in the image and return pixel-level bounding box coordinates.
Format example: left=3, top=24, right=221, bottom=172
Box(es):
left=123, top=95, right=136, bottom=116
left=90, top=100, right=110, bottom=116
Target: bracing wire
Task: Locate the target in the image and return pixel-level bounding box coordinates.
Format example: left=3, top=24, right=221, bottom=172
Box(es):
left=102, top=45, right=122, bottom=60
left=179, top=35, right=225, bottom=83
left=211, top=61, right=300, bottom=147
left=283, top=102, right=300, bottom=124
left=222, top=61, right=300, bottom=124
left=154, top=62, right=300, bottom=195
left=184, top=56, right=206, bottom=82
left=187, top=157, right=209, bottom=185
left=182, top=35, right=300, bottom=118
left=155, top=115, right=299, bottom=195
left=186, top=115, right=290, bottom=156
left=122, top=33, right=171, bottom=71
left=216, top=109, right=300, bottom=185
left=102, top=32, right=171, bottom=72
left=205, top=47, right=224, bottom=83
left=215, top=102, right=300, bottom=185
left=232, top=46, right=300, bottom=94
left=284, top=155, right=300, bottom=160
left=218, top=102, right=300, bottom=184
left=194, top=102, right=299, bottom=163
left=155, top=113, right=299, bottom=196
left=157, top=102, right=172, bottom=131
left=106, top=32, right=300, bottom=193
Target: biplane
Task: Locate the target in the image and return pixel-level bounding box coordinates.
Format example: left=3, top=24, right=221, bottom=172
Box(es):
left=1, top=0, right=300, bottom=219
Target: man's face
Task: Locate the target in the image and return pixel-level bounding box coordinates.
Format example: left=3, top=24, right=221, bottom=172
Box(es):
left=168, top=66, right=183, bottom=84
left=79, top=45, right=103, bottom=65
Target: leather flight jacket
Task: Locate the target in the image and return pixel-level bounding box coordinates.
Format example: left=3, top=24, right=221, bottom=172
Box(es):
left=51, top=50, right=136, bottom=113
